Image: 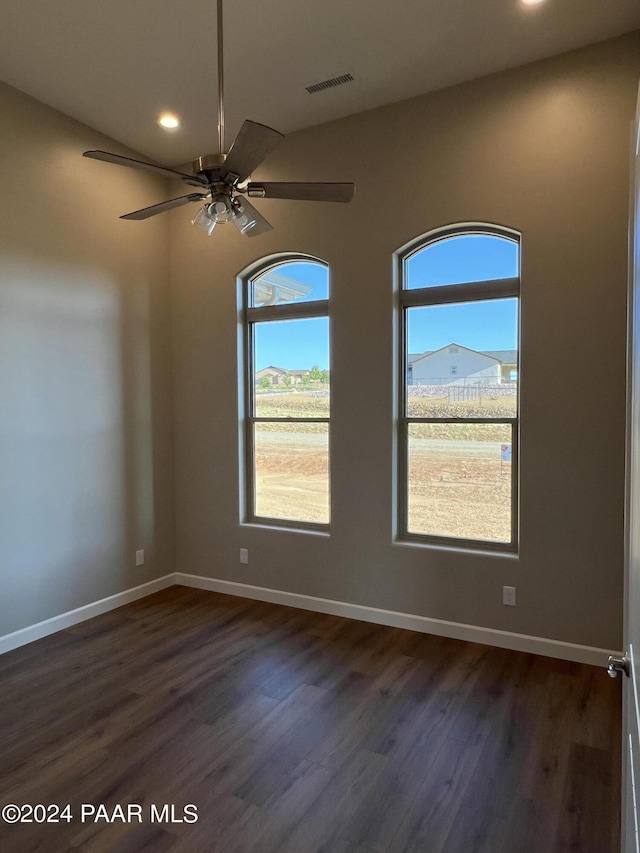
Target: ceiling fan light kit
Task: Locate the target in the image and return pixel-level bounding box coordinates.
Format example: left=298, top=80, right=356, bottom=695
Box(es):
left=82, top=0, right=355, bottom=238
left=192, top=196, right=257, bottom=236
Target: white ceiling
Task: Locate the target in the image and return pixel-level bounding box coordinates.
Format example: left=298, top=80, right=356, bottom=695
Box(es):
left=2, top=0, right=639, bottom=166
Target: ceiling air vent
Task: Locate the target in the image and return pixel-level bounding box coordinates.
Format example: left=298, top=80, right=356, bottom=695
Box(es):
left=305, top=72, right=355, bottom=95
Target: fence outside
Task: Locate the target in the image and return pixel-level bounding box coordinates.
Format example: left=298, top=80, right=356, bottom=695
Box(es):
left=408, top=382, right=517, bottom=401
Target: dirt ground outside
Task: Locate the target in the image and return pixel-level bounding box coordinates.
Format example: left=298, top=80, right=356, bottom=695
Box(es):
left=254, top=411, right=512, bottom=541
left=406, top=437, right=512, bottom=542
left=254, top=428, right=330, bottom=524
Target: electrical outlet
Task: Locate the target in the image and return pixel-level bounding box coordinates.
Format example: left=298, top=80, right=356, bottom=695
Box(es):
left=136, top=549, right=145, bottom=567
left=503, top=585, right=516, bottom=606
left=240, top=548, right=249, bottom=565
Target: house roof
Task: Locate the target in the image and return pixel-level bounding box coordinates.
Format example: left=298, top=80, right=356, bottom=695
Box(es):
left=256, top=365, right=288, bottom=375
left=481, top=350, right=518, bottom=364
left=410, top=343, right=501, bottom=366
left=409, top=346, right=517, bottom=365
left=255, top=366, right=311, bottom=375
left=253, top=271, right=313, bottom=307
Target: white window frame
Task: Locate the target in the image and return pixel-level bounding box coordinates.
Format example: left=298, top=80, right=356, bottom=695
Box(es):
left=394, top=223, right=520, bottom=553
left=240, top=255, right=330, bottom=531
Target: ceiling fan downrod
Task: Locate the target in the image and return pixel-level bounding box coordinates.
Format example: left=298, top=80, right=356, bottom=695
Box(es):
left=217, top=0, right=225, bottom=156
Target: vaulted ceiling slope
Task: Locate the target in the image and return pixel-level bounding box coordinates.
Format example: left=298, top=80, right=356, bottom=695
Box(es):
left=2, top=0, right=640, bottom=165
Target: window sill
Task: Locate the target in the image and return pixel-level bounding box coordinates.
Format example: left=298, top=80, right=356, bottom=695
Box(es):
left=241, top=521, right=330, bottom=538
left=393, top=537, right=519, bottom=559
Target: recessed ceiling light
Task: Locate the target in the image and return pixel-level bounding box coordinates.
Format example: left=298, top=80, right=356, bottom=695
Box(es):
left=158, top=113, right=180, bottom=129
left=521, top=0, right=546, bottom=5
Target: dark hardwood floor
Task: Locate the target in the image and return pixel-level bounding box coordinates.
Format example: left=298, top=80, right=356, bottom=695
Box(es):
left=0, top=586, right=621, bottom=853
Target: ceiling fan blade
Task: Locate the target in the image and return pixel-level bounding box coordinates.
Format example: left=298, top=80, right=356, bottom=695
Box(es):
left=120, top=193, right=206, bottom=221
left=239, top=197, right=274, bottom=237
left=84, top=150, right=208, bottom=187
left=246, top=182, right=355, bottom=203
left=222, top=121, right=284, bottom=182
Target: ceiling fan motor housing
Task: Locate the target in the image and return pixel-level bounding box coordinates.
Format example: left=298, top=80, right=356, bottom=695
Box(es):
left=192, top=153, right=227, bottom=182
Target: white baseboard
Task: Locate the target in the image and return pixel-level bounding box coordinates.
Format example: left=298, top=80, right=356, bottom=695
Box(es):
left=0, top=570, right=620, bottom=667
left=175, top=572, right=621, bottom=667
left=0, top=574, right=176, bottom=656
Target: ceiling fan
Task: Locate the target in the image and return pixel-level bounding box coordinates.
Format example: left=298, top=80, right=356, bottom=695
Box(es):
left=83, top=0, right=355, bottom=237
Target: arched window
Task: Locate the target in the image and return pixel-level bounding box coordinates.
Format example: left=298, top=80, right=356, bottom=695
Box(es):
left=396, top=225, right=520, bottom=550
left=241, top=256, right=330, bottom=529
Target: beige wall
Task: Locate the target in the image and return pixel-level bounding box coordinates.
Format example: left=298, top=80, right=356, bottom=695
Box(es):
left=0, top=82, right=175, bottom=635
left=171, top=33, right=640, bottom=651
left=2, top=33, right=637, bottom=650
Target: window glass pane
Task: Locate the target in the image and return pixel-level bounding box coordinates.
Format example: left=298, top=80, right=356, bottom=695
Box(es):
left=406, top=298, right=517, bottom=418
left=254, top=317, right=329, bottom=417
left=251, top=261, right=328, bottom=307
left=407, top=422, right=513, bottom=543
left=405, top=234, right=518, bottom=289
left=254, top=423, right=329, bottom=524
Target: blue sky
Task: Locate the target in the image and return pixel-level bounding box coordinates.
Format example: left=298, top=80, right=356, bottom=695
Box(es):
left=255, top=317, right=330, bottom=371
left=408, top=298, right=517, bottom=355
left=253, top=262, right=329, bottom=370
left=406, top=233, right=517, bottom=288
left=253, top=237, right=518, bottom=370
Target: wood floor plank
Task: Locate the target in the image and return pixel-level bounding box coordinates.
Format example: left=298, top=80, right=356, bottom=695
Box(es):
left=438, top=654, right=547, bottom=852
left=342, top=691, right=460, bottom=851
left=77, top=824, right=177, bottom=853
left=385, top=732, right=489, bottom=853
left=222, top=759, right=335, bottom=853
left=554, top=742, right=619, bottom=853
left=0, top=587, right=621, bottom=853
left=276, top=749, right=390, bottom=853
left=155, top=793, right=259, bottom=853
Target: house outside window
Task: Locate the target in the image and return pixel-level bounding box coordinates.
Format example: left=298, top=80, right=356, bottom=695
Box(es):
left=395, top=224, right=520, bottom=551
left=241, top=257, right=330, bottom=529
